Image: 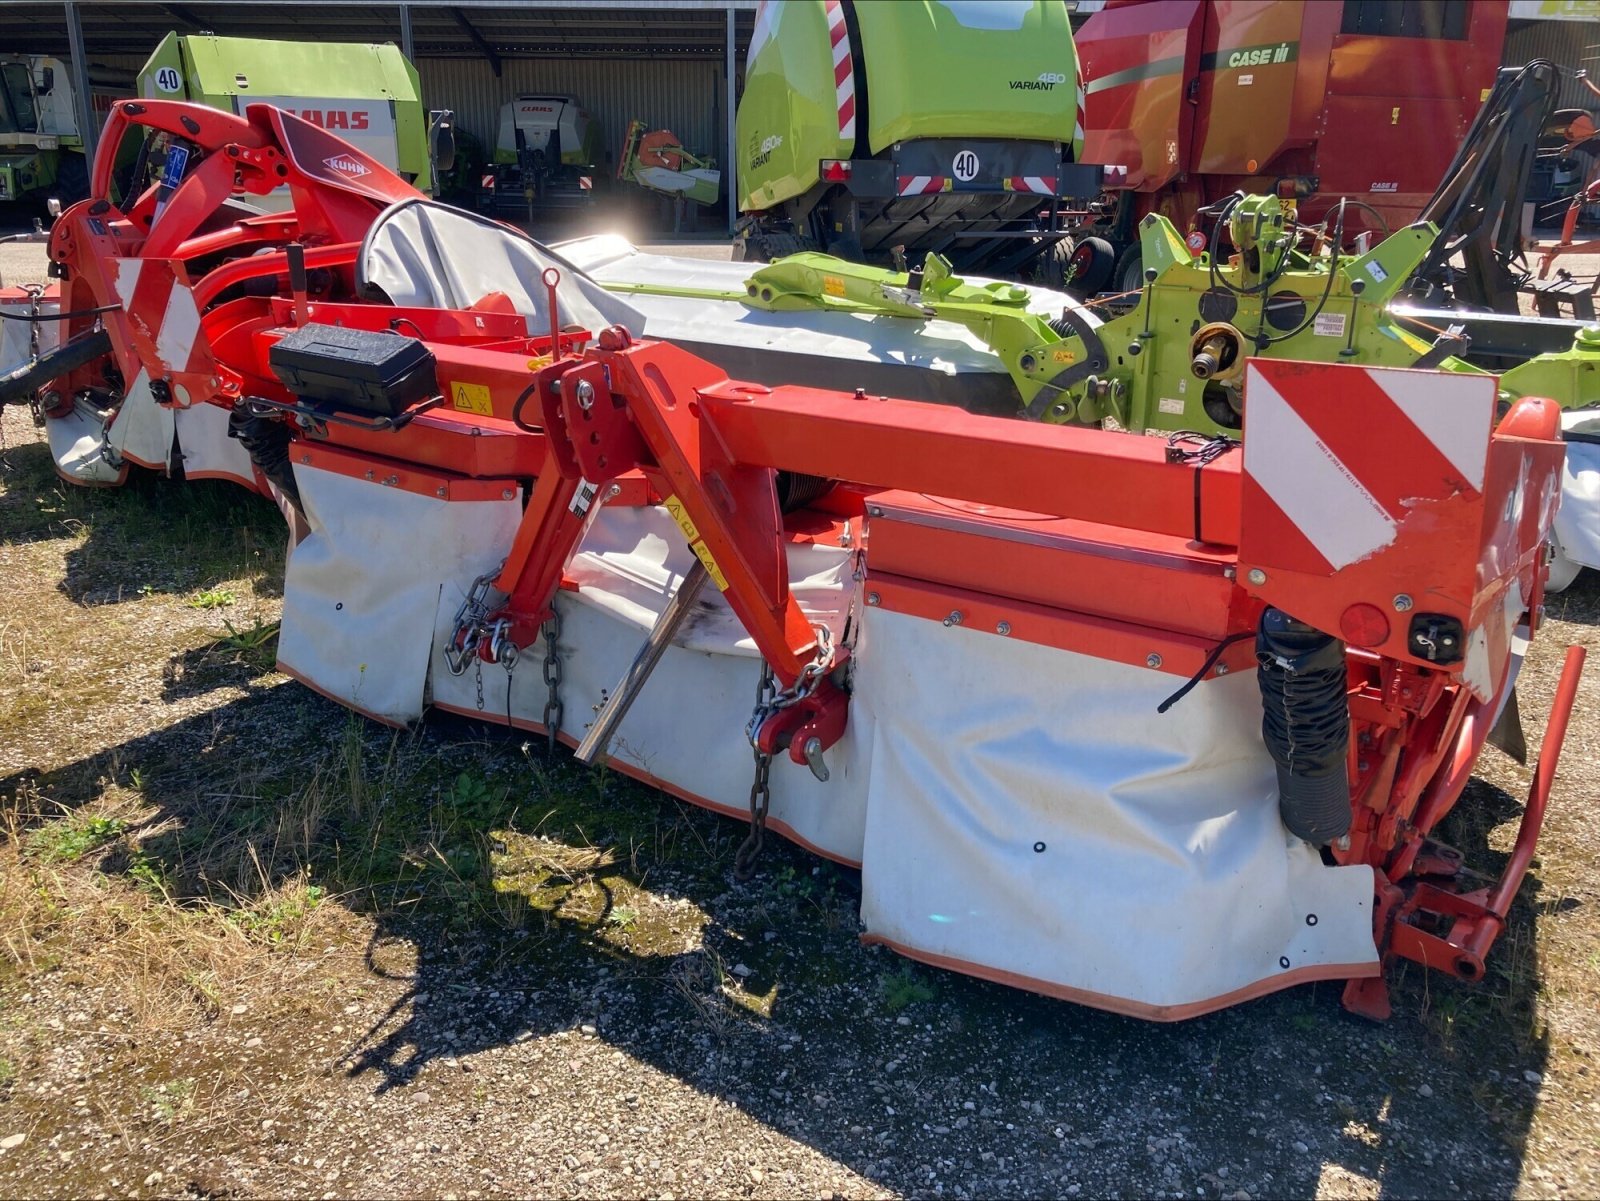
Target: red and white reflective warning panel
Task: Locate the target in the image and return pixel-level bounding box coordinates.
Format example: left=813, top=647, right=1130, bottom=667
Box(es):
left=1241, top=359, right=1492, bottom=576
left=825, top=0, right=856, bottom=142
left=108, top=257, right=216, bottom=403
left=1236, top=359, right=1527, bottom=685
left=1006, top=176, right=1057, bottom=195
left=897, top=176, right=951, bottom=196
left=1073, top=58, right=1086, bottom=162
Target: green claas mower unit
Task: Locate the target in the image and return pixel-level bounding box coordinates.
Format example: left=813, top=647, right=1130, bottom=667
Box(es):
left=728, top=191, right=1600, bottom=433
left=733, top=0, right=1102, bottom=278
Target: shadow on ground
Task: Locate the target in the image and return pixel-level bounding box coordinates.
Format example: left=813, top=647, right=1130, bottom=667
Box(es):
left=4, top=428, right=1588, bottom=1197
left=0, top=675, right=1557, bottom=1199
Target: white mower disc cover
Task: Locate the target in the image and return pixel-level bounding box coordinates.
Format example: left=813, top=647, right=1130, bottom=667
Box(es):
left=273, top=455, right=1378, bottom=1019
left=1550, top=409, right=1600, bottom=591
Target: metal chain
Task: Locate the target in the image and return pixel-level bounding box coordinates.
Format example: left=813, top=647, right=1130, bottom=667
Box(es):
left=540, top=606, right=564, bottom=758
left=743, top=623, right=835, bottom=748
left=445, top=565, right=506, bottom=677
left=25, top=284, right=45, bottom=427
left=734, top=625, right=839, bottom=878
left=734, top=659, right=775, bottom=882
left=474, top=658, right=485, bottom=712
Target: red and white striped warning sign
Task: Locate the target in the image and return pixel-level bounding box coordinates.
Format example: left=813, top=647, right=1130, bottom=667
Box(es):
left=1006, top=176, right=1057, bottom=195
left=1241, top=360, right=1493, bottom=575
left=897, top=176, right=951, bottom=196
left=108, top=256, right=215, bottom=401
left=1072, top=58, right=1086, bottom=162
left=825, top=0, right=856, bottom=142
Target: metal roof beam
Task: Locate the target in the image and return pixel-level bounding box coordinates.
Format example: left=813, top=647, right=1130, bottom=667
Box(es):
left=162, top=4, right=208, bottom=27
left=449, top=6, right=502, bottom=77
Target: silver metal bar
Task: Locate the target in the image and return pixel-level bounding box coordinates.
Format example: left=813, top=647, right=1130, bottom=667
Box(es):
left=64, top=0, right=97, bottom=164
left=725, top=5, right=737, bottom=236
left=574, top=560, right=711, bottom=766
left=399, top=3, right=415, bottom=62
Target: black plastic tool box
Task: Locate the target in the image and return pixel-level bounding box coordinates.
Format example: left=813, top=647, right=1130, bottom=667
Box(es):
left=268, top=324, right=439, bottom=417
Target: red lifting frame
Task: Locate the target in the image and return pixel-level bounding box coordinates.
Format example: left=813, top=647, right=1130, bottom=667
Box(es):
left=492, top=331, right=1244, bottom=691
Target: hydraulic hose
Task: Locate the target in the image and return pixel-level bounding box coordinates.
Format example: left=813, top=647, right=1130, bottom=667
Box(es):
left=0, top=327, right=112, bottom=407
left=1256, top=607, right=1353, bottom=845
left=229, top=403, right=303, bottom=513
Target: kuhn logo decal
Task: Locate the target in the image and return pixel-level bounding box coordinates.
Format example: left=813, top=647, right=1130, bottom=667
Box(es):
left=323, top=155, right=371, bottom=178
left=1011, top=72, right=1066, bottom=91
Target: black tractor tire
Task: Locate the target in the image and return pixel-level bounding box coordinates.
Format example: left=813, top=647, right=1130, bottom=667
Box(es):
left=1034, top=238, right=1073, bottom=290
left=53, top=152, right=90, bottom=205
left=1114, top=243, right=1146, bottom=294
left=1066, top=236, right=1116, bottom=295
left=734, top=229, right=821, bottom=264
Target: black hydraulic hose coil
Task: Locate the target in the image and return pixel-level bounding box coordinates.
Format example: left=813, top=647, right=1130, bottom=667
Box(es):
left=229, top=404, right=303, bottom=513
left=1256, top=607, right=1352, bottom=846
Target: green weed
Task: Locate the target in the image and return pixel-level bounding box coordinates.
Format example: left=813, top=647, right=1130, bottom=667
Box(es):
left=27, top=814, right=125, bottom=863
left=229, top=884, right=325, bottom=946
left=213, top=616, right=280, bottom=673
left=880, top=967, right=935, bottom=1013
left=127, top=851, right=170, bottom=901
left=188, top=587, right=237, bottom=610
left=138, top=1078, right=195, bottom=1125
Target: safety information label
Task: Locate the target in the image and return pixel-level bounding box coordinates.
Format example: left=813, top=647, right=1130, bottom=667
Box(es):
left=450, top=381, right=495, bottom=416
left=1366, top=260, right=1389, bottom=283
left=161, top=145, right=189, bottom=189
left=1313, top=312, right=1346, bottom=338
left=665, top=494, right=730, bottom=590
left=1158, top=397, right=1185, bottom=415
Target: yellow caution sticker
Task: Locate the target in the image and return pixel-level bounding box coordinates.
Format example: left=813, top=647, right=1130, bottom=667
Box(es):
left=450, top=380, right=495, bottom=416
left=664, top=494, right=700, bottom=542
left=1052, top=348, right=1076, bottom=364
left=665, top=495, right=730, bottom=590
left=823, top=274, right=846, bottom=297
left=690, top=539, right=731, bottom=591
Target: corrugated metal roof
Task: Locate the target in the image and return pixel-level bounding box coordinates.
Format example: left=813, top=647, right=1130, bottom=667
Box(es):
left=1505, top=18, right=1600, bottom=110
left=3, top=3, right=757, bottom=60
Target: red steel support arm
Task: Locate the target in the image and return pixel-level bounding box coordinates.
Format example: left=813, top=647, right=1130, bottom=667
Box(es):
left=694, top=378, right=1243, bottom=544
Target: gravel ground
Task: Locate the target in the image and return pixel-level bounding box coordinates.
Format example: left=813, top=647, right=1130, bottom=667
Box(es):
left=2, top=239, right=1600, bottom=1200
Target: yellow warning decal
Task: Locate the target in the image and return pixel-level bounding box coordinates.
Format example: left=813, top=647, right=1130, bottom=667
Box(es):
left=664, top=494, right=700, bottom=542
left=690, top=539, right=731, bottom=591
left=665, top=494, right=730, bottom=590
left=450, top=381, right=495, bottom=416
left=823, top=274, right=846, bottom=297
left=1052, top=348, right=1076, bottom=364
